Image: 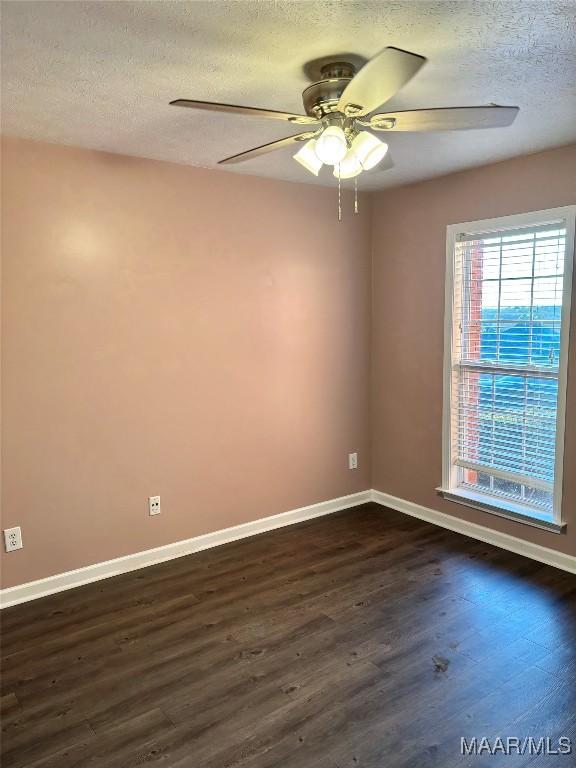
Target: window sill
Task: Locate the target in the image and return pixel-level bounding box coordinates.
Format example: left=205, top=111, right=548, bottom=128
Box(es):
left=436, top=488, right=565, bottom=534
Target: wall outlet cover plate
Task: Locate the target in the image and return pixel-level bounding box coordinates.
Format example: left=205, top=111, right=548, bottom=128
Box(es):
left=4, top=527, right=23, bottom=552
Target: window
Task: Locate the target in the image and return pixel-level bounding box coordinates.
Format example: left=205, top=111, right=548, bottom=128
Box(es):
left=442, top=207, right=575, bottom=529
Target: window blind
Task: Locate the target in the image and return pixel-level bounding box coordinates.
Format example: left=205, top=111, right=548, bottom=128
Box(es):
left=450, top=221, right=567, bottom=514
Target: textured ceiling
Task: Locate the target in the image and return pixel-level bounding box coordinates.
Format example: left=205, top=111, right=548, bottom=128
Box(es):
left=2, top=1, right=575, bottom=190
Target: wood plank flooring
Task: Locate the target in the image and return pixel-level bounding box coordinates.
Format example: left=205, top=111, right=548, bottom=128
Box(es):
left=1, top=503, right=575, bottom=767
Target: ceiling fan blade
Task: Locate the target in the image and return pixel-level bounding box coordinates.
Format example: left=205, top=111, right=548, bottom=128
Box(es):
left=338, top=47, right=426, bottom=117
left=170, top=99, right=319, bottom=125
left=218, top=132, right=319, bottom=165
left=366, top=106, right=520, bottom=132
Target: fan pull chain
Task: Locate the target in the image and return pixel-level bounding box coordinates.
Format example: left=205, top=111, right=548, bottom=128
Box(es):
left=338, top=164, right=342, bottom=222
left=354, top=177, right=358, bottom=214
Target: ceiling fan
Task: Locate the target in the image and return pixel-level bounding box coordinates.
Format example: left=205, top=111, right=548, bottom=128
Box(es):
left=170, top=46, right=519, bottom=182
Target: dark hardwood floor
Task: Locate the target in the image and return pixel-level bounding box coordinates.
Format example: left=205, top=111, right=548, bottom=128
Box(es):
left=1, top=503, right=575, bottom=768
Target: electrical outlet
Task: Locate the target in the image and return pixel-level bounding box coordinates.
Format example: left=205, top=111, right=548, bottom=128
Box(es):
left=148, top=496, right=161, bottom=516
left=4, top=526, right=23, bottom=552
left=348, top=452, right=358, bottom=470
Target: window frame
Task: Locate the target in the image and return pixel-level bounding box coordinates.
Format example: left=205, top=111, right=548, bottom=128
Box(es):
left=441, top=206, right=576, bottom=531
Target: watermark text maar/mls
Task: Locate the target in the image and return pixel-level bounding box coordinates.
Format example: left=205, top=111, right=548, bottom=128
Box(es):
left=461, top=736, right=572, bottom=756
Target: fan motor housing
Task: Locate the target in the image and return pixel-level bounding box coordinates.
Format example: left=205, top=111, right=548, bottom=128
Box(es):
left=302, top=61, right=356, bottom=118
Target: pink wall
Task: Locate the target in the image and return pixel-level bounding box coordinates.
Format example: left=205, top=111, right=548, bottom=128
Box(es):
left=2, top=138, right=574, bottom=591
left=371, top=144, right=576, bottom=557
left=0, top=137, right=372, bottom=588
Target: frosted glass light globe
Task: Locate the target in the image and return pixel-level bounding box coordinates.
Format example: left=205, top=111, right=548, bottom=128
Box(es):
left=293, top=139, right=323, bottom=176
left=352, top=132, right=389, bottom=170
left=314, top=126, right=348, bottom=165
left=333, top=150, right=363, bottom=179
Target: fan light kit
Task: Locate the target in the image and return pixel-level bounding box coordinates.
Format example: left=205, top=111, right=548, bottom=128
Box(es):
left=171, top=46, right=519, bottom=219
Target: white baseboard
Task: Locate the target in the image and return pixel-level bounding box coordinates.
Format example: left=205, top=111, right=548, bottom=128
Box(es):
left=371, top=489, right=576, bottom=574
left=3, top=487, right=573, bottom=609
left=0, top=490, right=372, bottom=609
